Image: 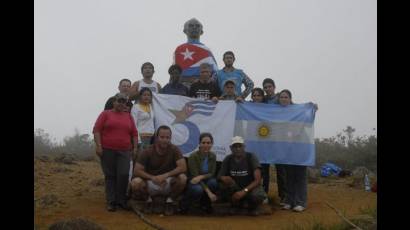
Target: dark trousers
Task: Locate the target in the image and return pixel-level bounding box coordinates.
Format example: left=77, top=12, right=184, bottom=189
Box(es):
left=283, top=165, right=307, bottom=207
left=219, top=181, right=266, bottom=210
left=181, top=178, right=218, bottom=209
left=275, top=164, right=288, bottom=202
left=100, top=149, right=131, bottom=205
left=261, top=164, right=270, bottom=194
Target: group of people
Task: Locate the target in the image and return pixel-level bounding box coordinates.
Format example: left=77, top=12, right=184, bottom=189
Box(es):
left=93, top=17, right=318, bottom=216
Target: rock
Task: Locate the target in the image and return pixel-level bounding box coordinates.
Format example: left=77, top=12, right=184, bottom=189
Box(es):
left=37, top=194, right=59, bottom=208
left=54, top=153, right=78, bottom=165
left=51, top=167, right=73, bottom=174
left=36, top=155, right=50, bottom=162
left=48, top=217, right=105, bottom=230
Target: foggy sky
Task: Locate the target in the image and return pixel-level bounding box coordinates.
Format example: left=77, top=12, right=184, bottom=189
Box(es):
left=34, top=0, right=377, bottom=143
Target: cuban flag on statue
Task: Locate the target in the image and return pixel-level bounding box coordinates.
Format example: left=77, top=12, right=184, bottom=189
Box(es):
left=174, top=42, right=218, bottom=78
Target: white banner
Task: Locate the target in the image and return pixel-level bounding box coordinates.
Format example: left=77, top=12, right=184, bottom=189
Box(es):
left=152, top=93, right=236, bottom=161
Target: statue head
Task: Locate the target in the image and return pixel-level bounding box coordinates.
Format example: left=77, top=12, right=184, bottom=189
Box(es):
left=183, top=18, right=203, bottom=40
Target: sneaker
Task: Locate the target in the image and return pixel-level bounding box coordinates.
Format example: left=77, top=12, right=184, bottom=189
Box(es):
left=281, top=204, right=291, bottom=210
left=106, top=202, right=116, bottom=212
left=117, top=201, right=131, bottom=211
left=293, top=205, right=305, bottom=212
left=262, top=198, right=269, bottom=204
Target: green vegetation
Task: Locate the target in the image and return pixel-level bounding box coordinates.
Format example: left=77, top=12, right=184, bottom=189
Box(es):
left=315, top=126, right=377, bottom=173
left=34, top=128, right=94, bottom=158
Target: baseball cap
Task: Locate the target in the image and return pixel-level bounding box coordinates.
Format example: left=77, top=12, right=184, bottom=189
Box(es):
left=231, top=136, right=244, bottom=145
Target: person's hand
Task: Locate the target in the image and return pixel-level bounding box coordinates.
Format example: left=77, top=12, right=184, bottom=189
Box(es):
left=220, top=176, right=235, bottom=186
left=235, top=96, right=244, bottom=103
left=232, top=190, right=246, bottom=202
left=207, top=191, right=217, bottom=202
left=96, top=145, right=103, bottom=157
left=152, top=174, right=167, bottom=186
left=211, top=97, right=219, bottom=103
left=190, top=176, right=202, bottom=184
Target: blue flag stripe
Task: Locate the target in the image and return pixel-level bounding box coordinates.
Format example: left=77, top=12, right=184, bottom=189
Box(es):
left=190, top=111, right=214, bottom=116
left=236, top=102, right=315, bottom=123
left=189, top=101, right=217, bottom=106
left=246, top=141, right=315, bottom=166
left=192, top=105, right=216, bottom=110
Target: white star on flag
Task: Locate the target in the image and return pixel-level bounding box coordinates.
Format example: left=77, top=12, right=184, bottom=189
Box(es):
left=180, top=48, right=195, bottom=60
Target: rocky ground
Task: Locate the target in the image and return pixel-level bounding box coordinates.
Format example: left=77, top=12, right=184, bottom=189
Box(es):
left=34, top=155, right=377, bottom=230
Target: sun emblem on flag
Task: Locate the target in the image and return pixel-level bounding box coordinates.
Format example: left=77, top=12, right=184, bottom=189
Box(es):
left=257, top=123, right=270, bottom=138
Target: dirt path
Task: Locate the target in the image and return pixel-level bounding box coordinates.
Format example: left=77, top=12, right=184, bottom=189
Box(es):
left=34, top=159, right=376, bottom=230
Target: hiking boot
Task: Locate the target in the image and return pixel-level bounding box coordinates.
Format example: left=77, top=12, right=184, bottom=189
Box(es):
left=293, top=205, right=305, bottom=212
left=117, top=201, right=131, bottom=211
left=281, top=204, right=291, bottom=210
left=164, top=203, right=175, bottom=216
left=201, top=205, right=213, bottom=214
left=248, top=208, right=261, bottom=216
left=106, top=202, right=116, bottom=212
left=144, top=202, right=153, bottom=214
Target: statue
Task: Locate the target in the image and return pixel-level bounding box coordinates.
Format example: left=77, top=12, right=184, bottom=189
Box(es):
left=174, top=18, right=218, bottom=89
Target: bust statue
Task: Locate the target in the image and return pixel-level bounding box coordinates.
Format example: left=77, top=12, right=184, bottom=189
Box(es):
left=174, top=18, right=218, bottom=89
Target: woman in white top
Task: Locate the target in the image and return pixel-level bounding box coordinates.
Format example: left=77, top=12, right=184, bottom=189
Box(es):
left=131, top=87, right=155, bottom=152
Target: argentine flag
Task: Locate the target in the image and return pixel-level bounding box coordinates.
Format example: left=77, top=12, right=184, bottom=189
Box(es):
left=235, top=102, right=316, bottom=166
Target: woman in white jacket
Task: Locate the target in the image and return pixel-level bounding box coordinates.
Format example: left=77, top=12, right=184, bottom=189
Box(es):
left=131, top=88, right=155, bottom=154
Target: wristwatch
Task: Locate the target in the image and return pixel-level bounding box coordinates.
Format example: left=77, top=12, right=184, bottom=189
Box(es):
left=243, top=188, right=249, bottom=193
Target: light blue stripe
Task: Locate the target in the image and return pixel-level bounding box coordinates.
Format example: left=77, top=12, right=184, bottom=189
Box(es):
left=245, top=141, right=315, bottom=166
left=190, top=111, right=213, bottom=116
left=192, top=105, right=216, bottom=110
left=236, top=102, right=315, bottom=123
left=190, top=101, right=216, bottom=106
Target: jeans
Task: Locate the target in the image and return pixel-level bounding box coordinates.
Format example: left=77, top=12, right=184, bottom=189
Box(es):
left=283, top=165, right=307, bottom=207
left=261, top=164, right=270, bottom=194
left=181, top=178, right=218, bottom=210
left=100, top=149, right=131, bottom=205
left=275, top=164, right=288, bottom=202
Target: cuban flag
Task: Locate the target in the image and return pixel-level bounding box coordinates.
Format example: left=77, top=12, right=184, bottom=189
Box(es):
left=174, top=42, right=218, bottom=78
